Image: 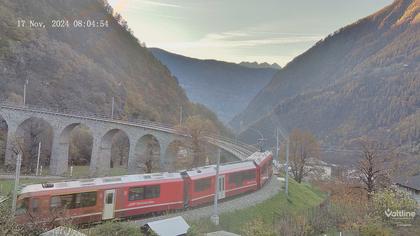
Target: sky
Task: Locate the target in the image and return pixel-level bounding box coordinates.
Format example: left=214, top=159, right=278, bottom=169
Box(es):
left=109, top=0, right=393, bottom=66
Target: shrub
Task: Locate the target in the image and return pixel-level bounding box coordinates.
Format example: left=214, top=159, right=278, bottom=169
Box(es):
left=242, top=218, right=275, bottom=236
left=359, top=221, right=391, bottom=236
left=88, top=221, right=142, bottom=236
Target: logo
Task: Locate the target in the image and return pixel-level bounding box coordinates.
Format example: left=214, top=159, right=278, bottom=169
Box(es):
left=385, top=208, right=416, bottom=220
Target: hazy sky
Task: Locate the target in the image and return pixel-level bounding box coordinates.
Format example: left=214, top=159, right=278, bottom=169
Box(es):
left=109, top=0, right=393, bottom=66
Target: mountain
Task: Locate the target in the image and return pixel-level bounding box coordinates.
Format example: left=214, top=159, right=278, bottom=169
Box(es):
left=0, top=0, right=223, bottom=127
left=149, top=48, right=278, bottom=123
left=239, top=61, right=281, bottom=70
left=232, top=0, right=419, bottom=163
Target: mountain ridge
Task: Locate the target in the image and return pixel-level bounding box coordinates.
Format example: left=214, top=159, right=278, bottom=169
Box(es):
left=233, top=0, right=419, bottom=164
left=149, top=47, right=279, bottom=123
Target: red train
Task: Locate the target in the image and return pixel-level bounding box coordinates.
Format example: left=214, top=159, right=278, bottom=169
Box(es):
left=14, top=152, right=273, bottom=225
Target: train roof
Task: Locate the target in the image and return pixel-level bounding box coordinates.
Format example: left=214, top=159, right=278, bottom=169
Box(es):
left=246, top=151, right=272, bottom=165
left=19, top=172, right=182, bottom=195
left=185, top=161, right=256, bottom=179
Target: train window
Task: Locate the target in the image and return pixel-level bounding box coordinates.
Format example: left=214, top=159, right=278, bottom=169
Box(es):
left=129, top=185, right=160, bottom=201
left=195, top=178, right=211, bottom=192
left=145, top=185, right=160, bottom=199
left=31, top=198, right=40, bottom=213
left=129, top=187, right=144, bottom=201
left=50, top=196, right=62, bottom=209
left=229, top=170, right=256, bottom=186
left=16, top=198, right=29, bottom=215
left=50, top=192, right=97, bottom=210
left=106, top=193, right=113, bottom=204
left=229, top=172, right=242, bottom=186
left=79, top=192, right=97, bottom=208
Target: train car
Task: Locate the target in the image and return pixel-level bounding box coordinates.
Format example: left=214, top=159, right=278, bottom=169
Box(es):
left=183, top=161, right=258, bottom=207
left=247, top=151, right=273, bottom=188
left=14, top=152, right=273, bottom=225
left=15, top=173, right=184, bottom=225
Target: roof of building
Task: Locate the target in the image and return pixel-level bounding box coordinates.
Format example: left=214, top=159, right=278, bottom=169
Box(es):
left=206, top=231, right=240, bottom=236
left=40, top=226, right=86, bottom=236
left=307, top=158, right=337, bottom=167
left=206, top=231, right=241, bottom=236
left=395, top=174, right=420, bottom=191
left=146, top=216, right=189, bottom=236
left=19, top=172, right=182, bottom=195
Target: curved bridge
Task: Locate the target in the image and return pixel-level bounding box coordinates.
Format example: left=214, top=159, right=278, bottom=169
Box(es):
left=0, top=102, right=257, bottom=176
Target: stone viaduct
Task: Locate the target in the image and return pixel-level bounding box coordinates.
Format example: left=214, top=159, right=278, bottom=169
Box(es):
left=0, top=103, right=256, bottom=176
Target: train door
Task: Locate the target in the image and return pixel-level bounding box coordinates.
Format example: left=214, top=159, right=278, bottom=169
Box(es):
left=218, top=175, right=225, bottom=199
left=102, top=189, right=116, bottom=220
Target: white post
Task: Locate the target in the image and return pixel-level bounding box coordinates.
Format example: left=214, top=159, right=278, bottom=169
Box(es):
left=12, top=154, right=22, bottom=214
left=211, top=149, right=221, bottom=225
left=285, top=138, right=289, bottom=196
left=111, top=96, right=115, bottom=119
left=36, top=142, right=41, bottom=176
left=23, top=79, right=28, bottom=106
left=276, top=128, right=279, bottom=160
left=40, top=165, right=43, bottom=176
left=70, top=166, right=73, bottom=177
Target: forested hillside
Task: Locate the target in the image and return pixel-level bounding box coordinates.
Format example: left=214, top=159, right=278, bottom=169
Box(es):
left=0, top=0, right=222, bottom=126
left=233, top=0, right=419, bottom=163
left=0, top=0, right=227, bottom=169
left=150, top=48, right=278, bottom=123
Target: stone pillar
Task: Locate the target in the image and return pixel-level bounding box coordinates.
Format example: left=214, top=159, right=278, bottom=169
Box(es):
left=89, top=133, right=110, bottom=177
left=127, top=137, right=142, bottom=174
left=4, top=122, right=19, bottom=168
left=50, top=132, right=69, bottom=176
left=160, top=141, right=172, bottom=172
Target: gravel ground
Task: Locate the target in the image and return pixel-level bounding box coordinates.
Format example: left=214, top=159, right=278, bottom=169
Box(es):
left=134, top=177, right=282, bottom=226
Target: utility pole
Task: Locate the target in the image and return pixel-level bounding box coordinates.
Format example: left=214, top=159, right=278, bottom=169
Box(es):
left=36, top=142, right=41, bottom=176
left=277, top=126, right=289, bottom=197
left=12, top=154, right=22, bottom=215
left=179, top=105, right=183, bottom=126
left=23, top=79, right=29, bottom=106
left=285, top=137, right=289, bottom=197
left=111, top=96, right=115, bottom=119
left=211, top=149, right=221, bottom=225
left=276, top=128, right=279, bottom=160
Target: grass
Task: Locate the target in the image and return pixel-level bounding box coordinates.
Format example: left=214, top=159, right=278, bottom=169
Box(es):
left=190, top=178, right=326, bottom=234
left=0, top=179, right=54, bottom=196
left=0, top=166, right=129, bottom=196
left=64, top=165, right=128, bottom=178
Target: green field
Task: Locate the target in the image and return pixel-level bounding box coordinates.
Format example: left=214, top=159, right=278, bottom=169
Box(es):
left=189, top=179, right=325, bottom=234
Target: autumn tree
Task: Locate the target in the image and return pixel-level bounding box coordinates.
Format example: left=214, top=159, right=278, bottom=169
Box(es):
left=357, top=138, right=393, bottom=199
left=371, top=187, right=417, bottom=223
left=140, top=138, right=159, bottom=173
left=14, top=119, right=52, bottom=173
left=281, top=129, right=320, bottom=183
left=178, top=115, right=217, bottom=168
left=111, top=132, right=129, bottom=167
left=69, top=126, right=93, bottom=166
